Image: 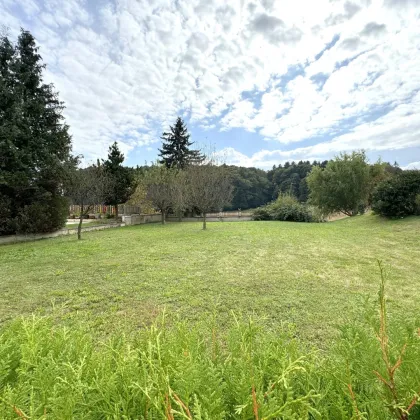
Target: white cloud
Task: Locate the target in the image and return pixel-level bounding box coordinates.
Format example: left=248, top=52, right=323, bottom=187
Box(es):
left=1, top=0, right=420, bottom=163
left=403, top=161, right=420, bottom=170
left=216, top=147, right=324, bottom=169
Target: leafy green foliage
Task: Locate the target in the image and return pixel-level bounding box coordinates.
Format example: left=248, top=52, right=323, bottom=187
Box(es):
left=267, top=161, right=328, bottom=202
left=372, top=170, right=420, bottom=218
left=132, top=159, right=399, bottom=212
left=0, top=30, right=75, bottom=235
left=253, top=194, right=322, bottom=222
left=224, top=166, right=272, bottom=210
left=159, top=117, right=204, bottom=169
left=0, top=273, right=419, bottom=419
left=15, top=195, right=69, bottom=234
left=307, top=151, right=374, bottom=216
left=103, top=142, right=135, bottom=218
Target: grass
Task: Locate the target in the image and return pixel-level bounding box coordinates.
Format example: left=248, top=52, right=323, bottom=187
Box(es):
left=1, top=214, right=419, bottom=344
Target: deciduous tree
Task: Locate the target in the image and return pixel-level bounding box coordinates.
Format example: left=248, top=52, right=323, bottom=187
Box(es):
left=186, top=162, right=233, bottom=230
left=307, top=151, right=371, bottom=216
left=66, top=166, right=110, bottom=240
left=143, top=165, right=178, bottom=224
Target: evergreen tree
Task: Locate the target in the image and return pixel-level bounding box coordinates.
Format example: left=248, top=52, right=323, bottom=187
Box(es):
left=158, top=117, right=203, bottom=169
left=0, top=29, right=75, bottom=235
left=103, top=142, right=134, bottom=219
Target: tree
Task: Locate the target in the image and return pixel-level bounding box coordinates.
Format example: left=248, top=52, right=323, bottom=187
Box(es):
left=103, top=142, right=135, bottom=219
left=159, top=117, right=204, bottom=169
left=186, top=163, right=233, bottom=230
left=143, top=165, right=178, bottom=224
left=171, top=170, right=189, bottom=221
left=372, top=170, right=420, bottom=218
left=0, top=29, right=76, bottom=235
left=307, top=151, right=371, bottom=216
left=225, top=166, right=272, bottom=210
left=66, top=166, right=110, bottom=240
left=267, top=160, right=317, bottom=202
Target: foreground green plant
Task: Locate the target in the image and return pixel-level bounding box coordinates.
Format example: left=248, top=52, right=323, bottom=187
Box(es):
left=0, top=271, right=419, bottom=419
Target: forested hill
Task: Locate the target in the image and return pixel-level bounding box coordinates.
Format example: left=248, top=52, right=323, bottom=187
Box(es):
left=224, top=161, right=329, bottom=210
left=132, top=160, right=401, bottom=211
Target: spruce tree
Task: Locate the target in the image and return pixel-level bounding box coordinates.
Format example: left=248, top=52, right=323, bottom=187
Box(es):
left=158, top=117, right=204, bottom=169
left=103, top=142, right=134, bottom=219
left=0, top=29, right=75, bottom=235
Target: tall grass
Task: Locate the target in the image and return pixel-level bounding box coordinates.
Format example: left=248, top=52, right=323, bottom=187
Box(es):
left=0, top=268, right=419, bottom=419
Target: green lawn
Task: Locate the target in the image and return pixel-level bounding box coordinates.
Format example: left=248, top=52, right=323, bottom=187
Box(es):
left=1, top=214, right=419, bottom=345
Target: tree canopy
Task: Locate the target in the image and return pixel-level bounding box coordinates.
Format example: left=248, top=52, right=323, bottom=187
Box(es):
left=158, top=117, right=204, bottom=169
left=103, top=142, right=135, bottom=218
left=142, top=165, right=179, bottom=224
left=225, top=166, right=272, bottom=210
left=66, top=165, right=110, bottom=239
left=372, top=170, right=420, bottom=218
left=0, top=29, right=75, bottom=235
left=307, top=151, right=374, bottom=216
left=186, top=162, right=233, bottom=230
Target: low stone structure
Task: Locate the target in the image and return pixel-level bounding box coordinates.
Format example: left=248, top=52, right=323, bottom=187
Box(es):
left=0, top=223, right=124, bottom=245
left=122, top=214, right=162, bottom=225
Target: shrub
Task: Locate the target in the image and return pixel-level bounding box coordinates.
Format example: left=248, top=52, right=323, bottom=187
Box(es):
left=415, top=194, right=420, bottom=215
left=0, top=194, right=15, bottom=236
left=253, top=194, right=323, bottom=222
left=15, top=196, right=68, bottom=234
left=0, top=271, right=419, bottom=419
left=252, top=206, right=271, bottom=221
left=372, top=170, right=420, bottom=218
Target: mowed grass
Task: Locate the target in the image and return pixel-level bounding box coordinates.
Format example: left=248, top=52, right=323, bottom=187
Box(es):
left=1, top=214, right=419, bottom=345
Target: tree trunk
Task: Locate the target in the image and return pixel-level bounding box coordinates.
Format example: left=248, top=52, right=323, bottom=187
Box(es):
left=178, top=209, right=182, bottom=222
left=78, top=205, right=84, bottom=240
left=115, top=204, right=119, bottom=220
left=161, top=211, right=165, bottom=225
left=202, top=212, right=207, bottom=230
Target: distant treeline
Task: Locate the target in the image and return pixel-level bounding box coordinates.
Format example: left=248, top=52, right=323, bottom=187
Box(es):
left=131, top=160, right=401, bottom=211
left=225, top=160, right=330, bottom=210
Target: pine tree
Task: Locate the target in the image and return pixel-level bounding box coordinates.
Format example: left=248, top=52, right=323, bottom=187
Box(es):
left=103, top=142, right=134, bottom=219
left=158, top=117, right=204, bottom=169
left=0, top=29, right=75, bottom=235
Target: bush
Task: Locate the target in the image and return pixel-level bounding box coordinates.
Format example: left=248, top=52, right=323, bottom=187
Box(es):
left=252, top=206, right=272, bottom=221
left=0, top=194, right=15, bottom=236
left=253, top=194, right=323, bottom=222
left=15, top=196, right=69, bottom=234
left=372, top=170, right=420, bottom=218
left=0, top=272, right=419, bottom=419
left=415, top=194, right=420, bottom=215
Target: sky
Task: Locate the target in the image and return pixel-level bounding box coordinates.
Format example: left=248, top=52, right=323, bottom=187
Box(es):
left=2, top=0, right=420, bottom=170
